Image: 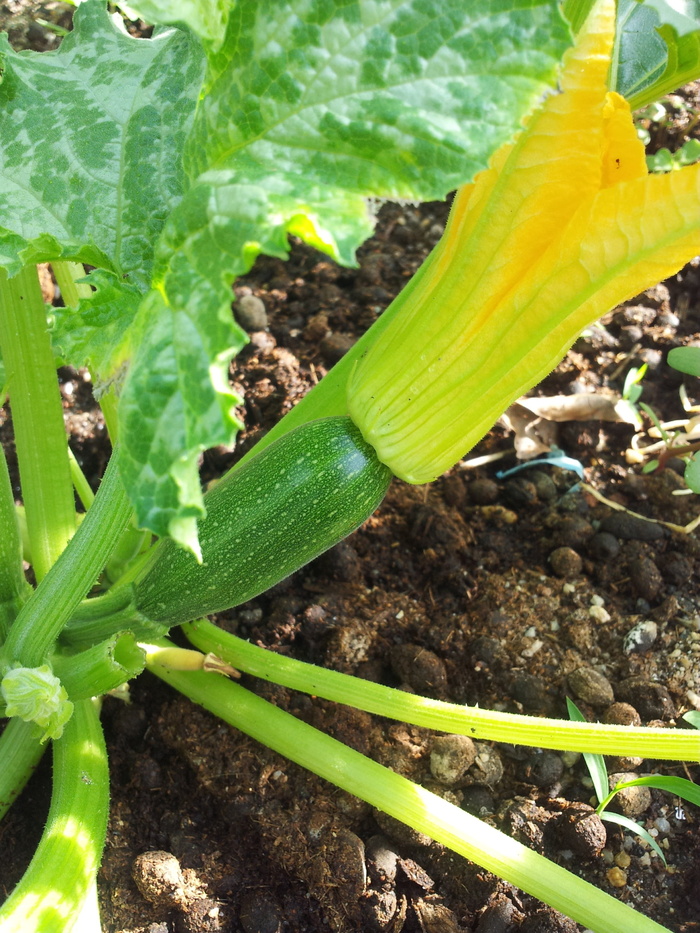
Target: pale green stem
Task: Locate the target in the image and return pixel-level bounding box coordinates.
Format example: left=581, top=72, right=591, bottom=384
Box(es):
left=0, top=265, right=76, bottom=581
left=51, top=261, right=92, bottom=309
left=0, top=718, right=45, bottom=822
left=151, top=645, right=672, bottom=933
left=183, top=620, right=700, bottom=761
left=0, top=699, right=109, bottom=933
left=99, top=389, right=119, bottom=443
left=0, top=444, right=25, bottom=603
left=68, top=448, right=95, bottom=510
left=4, top=450, right=134, bottom=667
left=0, top=444, right=30, bottom=639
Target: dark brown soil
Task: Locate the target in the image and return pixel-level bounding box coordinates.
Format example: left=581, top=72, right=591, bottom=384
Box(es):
left=1, top=8, right=700, bottom=933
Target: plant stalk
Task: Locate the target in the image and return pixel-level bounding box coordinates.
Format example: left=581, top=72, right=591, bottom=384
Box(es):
left=51, top=261, right=92, bottom=310
left=151, top=646, right=672, bottom=933
left=52, top=633, right=145, bottom=700
left=0, top=444, right=30, bottom=639
left=0, top=718, right=45, bottom=822
left=184, top=621, right=700, bottom=761
left=3, top=449, right=134, bottom=666
left=0, top=699, right=109, bottom=933
left=0, top=265, right=76, bottom=581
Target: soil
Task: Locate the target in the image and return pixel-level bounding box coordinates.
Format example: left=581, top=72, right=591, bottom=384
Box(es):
left=2, top=8, right=700, bottom=933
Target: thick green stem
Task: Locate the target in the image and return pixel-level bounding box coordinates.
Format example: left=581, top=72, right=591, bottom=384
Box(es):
left=0, top=444, right=30, bottom=640
left=0, top=265, right=76, bottom=581
left=60, top=583, right=164, bottom=647
left=52, top=633, right=145, bottom=700
left=4, top=450, right=134, bottom=667
left=184, top=620, right=700, bottom=761
left=151, top=646, right=671, bottom=933
left=0, top=699, right=109, bottom=932
left=0, top=718, right=45, bottom=821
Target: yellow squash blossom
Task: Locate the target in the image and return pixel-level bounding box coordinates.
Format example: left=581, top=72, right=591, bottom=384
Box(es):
left=347, top=0, right=700, bottom=484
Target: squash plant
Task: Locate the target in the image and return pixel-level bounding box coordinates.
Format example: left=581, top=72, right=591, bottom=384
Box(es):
left=1, top=0, right=700, bottom=931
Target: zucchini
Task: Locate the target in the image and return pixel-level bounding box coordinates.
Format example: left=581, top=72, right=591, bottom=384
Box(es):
left=132, top=416, right=391, bottom=626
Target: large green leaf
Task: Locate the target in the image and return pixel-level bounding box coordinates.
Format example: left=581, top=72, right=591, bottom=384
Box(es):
left=0, top=1, right=204, bottom=287
left=179, top=0, right=572, bottom=265
left=564, top=0, right=700, bottom=107
left=126, top=0, right=572, bottom=550
left=1, top=0, right=572, bottom=551
left=117, top=0, right=229, bottom=48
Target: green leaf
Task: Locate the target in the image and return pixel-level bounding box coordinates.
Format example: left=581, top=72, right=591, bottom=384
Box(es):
left=563, top=0, right=700, bottom=107
left=599, top=811, right=667, bottom=864
left=117, top=289, right=246, bottom=552
left=615, top=0, right=700, bottom=108
left=668, top=346, right=700, bottom=377
left=612, top=774, right=700, bottom=808
left=566, top=698, right=610, bottom=804
left=683, top=710, right=700, bottom=728
left=0, top=0, right=205, bottom=286
left=116, top=0, right=229, bottom=48
left=50, top=271, right=142, bottom=384
left=684, top=452, right=700, bottom=493
left=120, top=0, right=572, bottom=545
left=180, top=0, right=572, bottom=265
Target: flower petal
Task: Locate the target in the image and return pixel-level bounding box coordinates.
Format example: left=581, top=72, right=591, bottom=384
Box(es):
left=601, top=92, right=648, bottom=186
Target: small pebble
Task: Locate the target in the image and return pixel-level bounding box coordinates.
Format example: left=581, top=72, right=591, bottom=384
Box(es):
left=468, top=478, right=500, bottom=505
left=568, top=668, right=614, bottom=707
left=602, top=703, right=642, bottom=727
left=549, top=547, right=582, bottom=579
left=628, top=555, right=663, bottom=602
left=661, top=553, right=693, bottom=586
left=475, top=896, right=514, bottom=933
left=529, top=470, right=558, bottom=502
left=239, top=891, right=282, bottom=933
left=623, top=619, right=658, bottom=655
left=234, top=294, right=268, bottom=331
left=606, top=866, right=628, bottom=888
left=390, top=644, right=448, bottom=697
left=326, top=829, right=367, bottom=895
left=366, top=835, right=399, bottom=883
left=589, top=604, right=611, bottom=624
left=554, top=516, right=594, bottom=549
left=461, top=785, right=496, bottom=816
left=503, top=477, right=538, bottom=507
left=551, top=803, right=607, bottom=859
left=521, top=750, right=564, bottom=788
left=616, top=678, right=676, bottom=720
left=469, top=743, right=505, bottom=786
left=615, top=850, right=631, bottom=869
left=510, top=671, right=550, bottom=711
left=430, top=734, right=477, bottom=785
left=587, top=532, right=620, bottom=560
left=608, top=772, right=652, bottom=818
left=132, top=851, right=185, bottom=907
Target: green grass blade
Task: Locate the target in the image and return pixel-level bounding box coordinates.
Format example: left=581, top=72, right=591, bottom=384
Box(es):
left=600, top=811, right=667, bottom=864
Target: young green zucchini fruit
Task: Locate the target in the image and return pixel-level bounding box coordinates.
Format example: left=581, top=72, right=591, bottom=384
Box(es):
left=132, top=416, right=392, bottom=627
